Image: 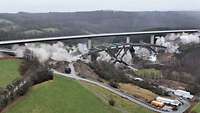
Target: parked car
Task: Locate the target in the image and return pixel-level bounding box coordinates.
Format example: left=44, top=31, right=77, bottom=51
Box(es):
left=64, top=67, right=71, bottom=74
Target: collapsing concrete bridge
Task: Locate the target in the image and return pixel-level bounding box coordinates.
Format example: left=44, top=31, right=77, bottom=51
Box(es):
left=82, top=42, right=167, bottom=65
left=0, top=29, right=199, bottom=63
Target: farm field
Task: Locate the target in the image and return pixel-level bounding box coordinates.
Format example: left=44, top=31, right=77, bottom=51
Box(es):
left=119, top=83, right=157, bottom=102
left=0, top=59, right=21, bottom=87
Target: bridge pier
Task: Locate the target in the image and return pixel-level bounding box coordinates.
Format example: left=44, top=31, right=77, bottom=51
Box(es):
left=126, top=36, right=130, bottom=43
left=88, top=39, right=92, bottom=50
left=87, top=39, right=92, bottom=61
left=150, top=35, right=155, bottom=44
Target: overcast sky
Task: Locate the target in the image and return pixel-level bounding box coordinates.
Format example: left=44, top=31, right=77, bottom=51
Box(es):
left=0, top=0, right=200, bottom=13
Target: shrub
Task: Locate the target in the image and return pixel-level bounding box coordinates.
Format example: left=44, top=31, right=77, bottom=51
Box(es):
left=109, top=81, right=119, bottom=89
left=131, top=80, right=168, bottom=96
left=89, top=61, right=130, bottom=83
left=108, top=98, right=115, bottom=106
left=19, top=58, right=53, bottom=85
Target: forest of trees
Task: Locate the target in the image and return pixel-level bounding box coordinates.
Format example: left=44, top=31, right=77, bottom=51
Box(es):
left=0, top=11, right=200, bottom=41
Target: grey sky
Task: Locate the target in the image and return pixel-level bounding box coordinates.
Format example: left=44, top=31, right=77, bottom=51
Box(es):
left=0, top=0, right=200, bottom=13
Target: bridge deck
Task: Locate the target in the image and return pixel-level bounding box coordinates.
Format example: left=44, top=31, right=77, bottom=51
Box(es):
left=0, top=29, right=199, bottom=45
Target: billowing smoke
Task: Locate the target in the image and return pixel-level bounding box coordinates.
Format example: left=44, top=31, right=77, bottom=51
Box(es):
left=120, top=49, right=132, bottom=65
left=134, top=47, right=151, bottom=59
left=12, top=45, right=26, bottom=58
left=156, top=33, right=200, bottom=53
left=77, top=43, right=89, bottom=54
left=180, top=33, right=200, bottom=44
left=155, top=36, right=179, bottom=53
left=13, top=42, right=88, bottom=63
left=97, top=51, right=112, bottom=62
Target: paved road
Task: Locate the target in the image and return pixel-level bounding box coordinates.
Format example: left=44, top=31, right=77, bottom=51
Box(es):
left=175, top=99, right=191, bottom=113
left=53, top=63, right=191, bottom=113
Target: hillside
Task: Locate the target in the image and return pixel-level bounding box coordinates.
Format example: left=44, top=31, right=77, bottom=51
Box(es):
left=0, top=60, right=154, bottom=113
left=159, top=44, right=200, bottom=95
left=5, top=76, right=120, bottom=113
left=0, top=11, right=200, bottom=41
left=5, top=75, right=154, bottom=113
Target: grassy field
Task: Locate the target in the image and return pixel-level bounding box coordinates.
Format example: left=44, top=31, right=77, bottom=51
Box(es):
left=5, top=75, right=120, bottom=113
left=0, top=59, right=21, bottom=87
left=192, top=102, right=200, bottom=113
left=119, top=83, right=157, bottom=102
left=1, top=59, right=154, bottom=113
left=82, top=82, right=155, bottom=113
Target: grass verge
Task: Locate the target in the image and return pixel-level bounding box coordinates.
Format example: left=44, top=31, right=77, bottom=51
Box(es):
left=81, top=82, right=155, bottom=113
left=192, top=102, right=200, bottom=113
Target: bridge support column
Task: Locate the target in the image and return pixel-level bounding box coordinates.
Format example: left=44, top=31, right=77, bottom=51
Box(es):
left=87, top=39, right=92, bottom=62
left=126, top=36, right=130, bottom=43
left=88, top=39, right=92, bottom=50
left=150, top=35, right=155, bottom=44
